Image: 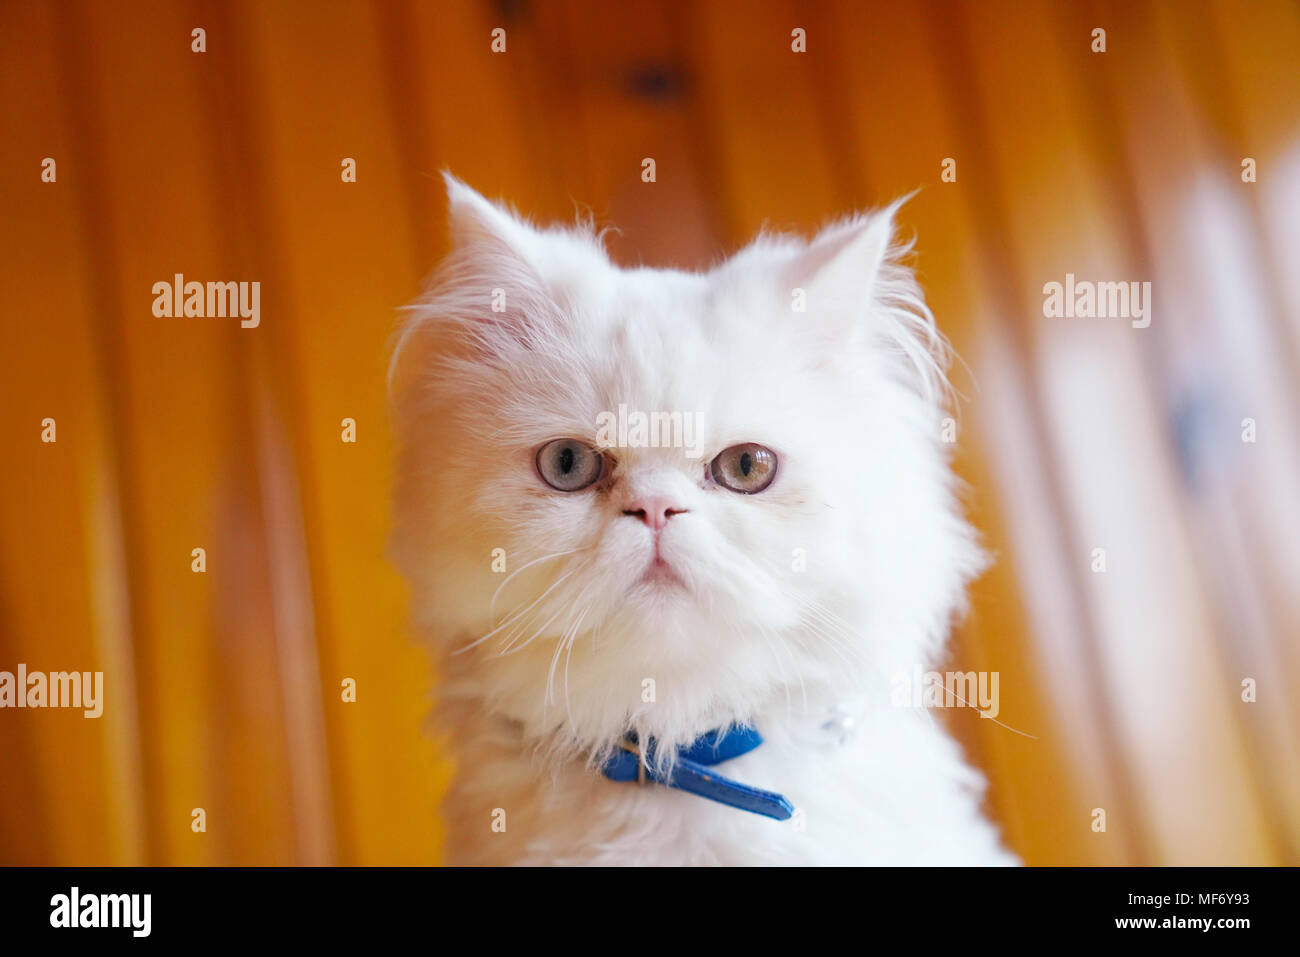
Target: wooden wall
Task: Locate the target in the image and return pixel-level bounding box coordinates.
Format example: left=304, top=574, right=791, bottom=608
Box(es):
left=1, top=0, right=1296, bottom=865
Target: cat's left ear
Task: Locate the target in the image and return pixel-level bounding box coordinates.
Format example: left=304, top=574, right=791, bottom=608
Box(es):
left=791, top=197, right=951, bottom=399
left=790, top=200, right=904, bottom=324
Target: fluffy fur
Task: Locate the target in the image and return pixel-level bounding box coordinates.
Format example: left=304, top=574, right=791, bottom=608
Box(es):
left=390, top=175, right=1015, bottom=865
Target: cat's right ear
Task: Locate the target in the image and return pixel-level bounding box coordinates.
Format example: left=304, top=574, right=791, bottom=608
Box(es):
left=442, top=173, right=539, bottom=261
left=406, top=174, right=567, bottom=363
left=390, top=178, right=546, bottom=397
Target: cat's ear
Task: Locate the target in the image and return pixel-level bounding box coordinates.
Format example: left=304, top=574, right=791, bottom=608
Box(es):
left=392, top=177, right=570, bottom=396
left=792, top=201, right=903, bottom=320
left=421, top=174, right=569, bottom=361
left=789, top=198, right=952, bottom=398
left=442, top=173, right=539, bottom=261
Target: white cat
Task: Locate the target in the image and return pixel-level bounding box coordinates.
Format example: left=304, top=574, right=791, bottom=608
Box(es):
left=389, top=175, right=1016, bottom=865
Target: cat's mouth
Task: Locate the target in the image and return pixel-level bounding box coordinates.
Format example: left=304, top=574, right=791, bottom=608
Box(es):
left=638, top=556, right=687, bottom=589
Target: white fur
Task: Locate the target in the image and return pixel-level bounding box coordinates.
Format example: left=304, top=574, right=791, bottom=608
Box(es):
left=390, top=175, right=1016, bottom=865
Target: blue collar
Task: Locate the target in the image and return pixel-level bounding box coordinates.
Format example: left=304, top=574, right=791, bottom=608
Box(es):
left=600, top=725, right=794, bottom=821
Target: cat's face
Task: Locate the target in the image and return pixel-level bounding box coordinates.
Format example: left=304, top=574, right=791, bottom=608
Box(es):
left=391, top=177, right=981, bottom=749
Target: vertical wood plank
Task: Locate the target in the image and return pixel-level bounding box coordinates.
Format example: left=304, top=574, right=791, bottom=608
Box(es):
left=237, top=0, right=446, bottom=864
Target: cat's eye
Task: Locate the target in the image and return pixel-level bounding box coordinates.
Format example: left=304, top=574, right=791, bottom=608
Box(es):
left=536, top=438, right=606, bottom=491
left=709, top=443, right=777, bottom=494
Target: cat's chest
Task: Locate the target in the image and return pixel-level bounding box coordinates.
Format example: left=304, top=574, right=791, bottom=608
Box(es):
left=450, top=729, right=882, bottom=864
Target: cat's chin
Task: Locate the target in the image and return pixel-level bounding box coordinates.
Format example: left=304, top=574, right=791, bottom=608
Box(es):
left=624, top=580, right=692, bottom=617
left=620, top=556, right=704, bottom=619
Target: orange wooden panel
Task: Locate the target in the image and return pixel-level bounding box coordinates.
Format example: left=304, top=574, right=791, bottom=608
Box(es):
left=0, top=0, right=145, bottom=866
left=1, top=0, right=1296, bottom=868
left=542, top=0, right=721, bottom=267
left=239, top=0, right=446, bottom=864
left=57, top=0, right=301, bottom=864
left=682, top=0, right=841, bottom=241
left=954, top=0, right=1278, bottom=863
left=826, top=0, right=1106, bottom=866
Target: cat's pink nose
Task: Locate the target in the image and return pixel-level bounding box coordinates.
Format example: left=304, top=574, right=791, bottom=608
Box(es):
left=622, top=498, right=687, bottom=531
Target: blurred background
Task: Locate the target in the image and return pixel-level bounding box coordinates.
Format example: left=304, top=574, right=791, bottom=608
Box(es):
left=2, top=0, right=1298, bottom=865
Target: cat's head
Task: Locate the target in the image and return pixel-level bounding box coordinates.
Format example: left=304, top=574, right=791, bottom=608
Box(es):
left=391, top=176, right=982, bottom=756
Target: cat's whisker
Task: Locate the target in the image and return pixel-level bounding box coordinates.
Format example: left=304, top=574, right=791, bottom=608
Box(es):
left=806, top=599, right=862, bottom=640
left=544, top=592, right=593, bottom=713
left=802, top=624, right=863, bottom=676
left=753, top=579, right=869, bottom=674
left=798, top=597, right=869, bottom=658
left=494, top=605, right=541, bottom=653
left=500, top=562, right=599, bottom=659
left=490, top=547, right=584, bottom=618
left=452, top=570, right=573, bottom=655
left=750, top=624, right=793, bottom=716
left=804, top=611, right=866, bottom=662
left=543, top=624, right=568, bottom=715
left=801, top=615, right=869, bottom=672
left=762, top=622, right=809, bottom=716
left=499, top=601, right=567, bottom=657
left=561, top=606, right=589, bottom=734
left=496, top=608, right=545, bottom=656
